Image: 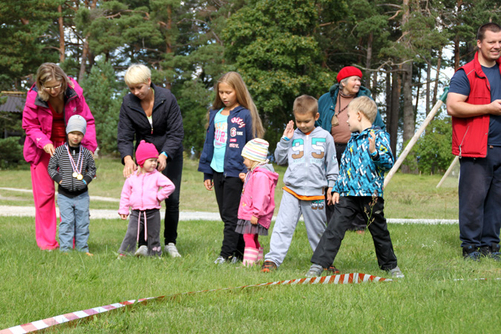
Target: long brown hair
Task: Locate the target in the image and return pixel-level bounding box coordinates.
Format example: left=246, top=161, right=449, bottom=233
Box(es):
left=209, top=72, right=264, bottom=138
left=35, top=63, right=70, bottom=102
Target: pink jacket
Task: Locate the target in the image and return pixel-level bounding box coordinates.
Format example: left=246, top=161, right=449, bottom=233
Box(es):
left=22, top=78, right=97, bottom=166
left=118, top=169, right=175, bottom=215
left=237, top=164, right=279, bottom=230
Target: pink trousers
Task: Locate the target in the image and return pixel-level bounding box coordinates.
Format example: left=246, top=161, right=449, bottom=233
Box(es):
left=31, top=151, right=60, bottom=250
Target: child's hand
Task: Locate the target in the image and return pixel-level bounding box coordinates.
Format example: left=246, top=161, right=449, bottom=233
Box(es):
left=332, top=192, right=340, bottom=204
left=368, top=131, right=376, bottom=154
left=283, top=120, right=295, bottom=139
left=326, top=187, right=333, bottom=205
left=239, top=173, right=246, bottom=182
left=204, top=179, right=213, bottom=191
left=251, top=216, right=258, bottom=225
left=119, top=214, right=128, bottom=220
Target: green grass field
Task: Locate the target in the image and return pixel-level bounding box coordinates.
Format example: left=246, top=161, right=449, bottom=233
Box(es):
left=2, top=158, right=500, bottom=333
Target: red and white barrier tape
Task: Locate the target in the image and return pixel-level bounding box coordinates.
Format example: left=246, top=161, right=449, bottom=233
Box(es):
left=0, top=273, right=389, bottom=334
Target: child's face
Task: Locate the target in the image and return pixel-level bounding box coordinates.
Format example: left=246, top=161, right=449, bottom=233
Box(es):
left=218, top=82, right=238, bottom=110
left=294, top=112, right=319, bottom=134
left=67, top=131, right=84, bottom=147
left=142, top=158, right=158, bottom=173
left=243, top=157, right=254, bottom=170
left=346, top=106, right=362, bottom=133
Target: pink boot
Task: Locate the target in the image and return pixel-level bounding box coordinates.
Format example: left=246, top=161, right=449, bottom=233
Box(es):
left=243, top=247, right=259, bottom=267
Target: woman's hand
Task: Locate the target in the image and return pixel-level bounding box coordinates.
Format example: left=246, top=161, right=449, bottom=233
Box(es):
left=119, top=214, right=129, bottom=220
left=204, top=179, right=213, bottom=191
left=157, top=154, right=167, bottom=172
left=123, top=156, right=137, bottom=178
left=43, top=143, right=55, bottom=157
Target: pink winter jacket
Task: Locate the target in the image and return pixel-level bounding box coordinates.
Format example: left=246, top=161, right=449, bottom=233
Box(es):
left=118, top=169, right=175, bottom=215
left=22, top=78, right=97, bottom=166
left=237, top=164, right=279, bottom=230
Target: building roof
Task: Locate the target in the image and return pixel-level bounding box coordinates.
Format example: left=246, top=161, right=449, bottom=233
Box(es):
left=0, top=92, right=26, bottom=113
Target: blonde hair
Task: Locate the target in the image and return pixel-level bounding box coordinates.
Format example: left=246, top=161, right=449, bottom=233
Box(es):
left=124, top=64, right=151, bottom=86
left=35, top=63, right=70, bottom=102
left=293, top=95, right=318, bottom=117
left=210, top=72, right=265, bottom=138
left=349, top=96, right=377, bottom=123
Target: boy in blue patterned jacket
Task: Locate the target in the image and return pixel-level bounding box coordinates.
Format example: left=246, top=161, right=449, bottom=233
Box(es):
left=305, top=96, right=404, bottom=278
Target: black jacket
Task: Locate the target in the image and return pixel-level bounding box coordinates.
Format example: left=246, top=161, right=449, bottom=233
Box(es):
left=117, top=83, right=184, bottom=163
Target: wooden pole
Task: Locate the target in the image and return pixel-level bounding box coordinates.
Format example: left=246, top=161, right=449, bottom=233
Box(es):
left=436, top=155, right=459, bottom=188
left=384, top=88, right=449, bottom=189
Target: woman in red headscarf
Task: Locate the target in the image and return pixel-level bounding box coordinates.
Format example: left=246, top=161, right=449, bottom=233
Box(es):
left=317, top=66, right=386, bottom=232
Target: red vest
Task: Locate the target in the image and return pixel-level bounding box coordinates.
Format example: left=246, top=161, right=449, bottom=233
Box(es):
left=451, top=52, right=501, bottom=157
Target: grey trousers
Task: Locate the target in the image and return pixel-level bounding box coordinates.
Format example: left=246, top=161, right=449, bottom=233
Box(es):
left=264, top=191, right=327, bottom=267
left=118, top=209, right=162, bottom=256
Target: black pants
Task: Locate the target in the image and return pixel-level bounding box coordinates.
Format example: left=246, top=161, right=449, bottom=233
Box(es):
left=459, top=146, right=501, bottom=248
left=213, top=171, right=245, bottom=259
left=139, top=147, right=183, bottom=247
left=311, top=196, right=398, bottom=271
left=325, top=142, right=366, bottom=231
left=162, top=147, right=183, bottom=245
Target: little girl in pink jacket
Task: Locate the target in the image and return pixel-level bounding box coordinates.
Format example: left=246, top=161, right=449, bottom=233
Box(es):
left=235, top=139, right=279, bottom=266
left=118, top=141, right=175, bottom=257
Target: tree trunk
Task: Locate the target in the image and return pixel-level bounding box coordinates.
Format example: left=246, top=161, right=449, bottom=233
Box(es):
left=365, top=32, right=373, bottom=90
left=401, top=61, right=415, bottom=173
left=387, top=68, right=400, bottom=156
left=426, top=59, right=431, bottom=115
left=78, top=0, right=97, bottom=81
left=58, top=5, right=65, bottom=62
left=432, top=48, right=442, bottom=106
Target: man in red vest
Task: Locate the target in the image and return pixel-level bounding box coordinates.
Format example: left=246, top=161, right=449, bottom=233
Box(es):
left=447, top=23, right=501, bottom=261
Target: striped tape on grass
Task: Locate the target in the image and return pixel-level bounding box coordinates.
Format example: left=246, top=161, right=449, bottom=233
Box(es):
left=0, top=273, right=390, bottom=334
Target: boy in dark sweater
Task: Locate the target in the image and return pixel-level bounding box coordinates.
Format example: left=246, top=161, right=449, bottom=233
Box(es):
left=48, top=115, right=96, bottom=254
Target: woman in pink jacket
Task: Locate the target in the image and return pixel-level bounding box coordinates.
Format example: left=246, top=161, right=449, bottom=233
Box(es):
left=235, top=139, right=279, bottom=266
left=22, top=63, right=97, bottom=250
left=118, top=141, right=175, bottom=257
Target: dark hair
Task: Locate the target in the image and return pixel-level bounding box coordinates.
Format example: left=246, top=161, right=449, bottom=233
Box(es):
left=477, top=23, right=501, bottom=41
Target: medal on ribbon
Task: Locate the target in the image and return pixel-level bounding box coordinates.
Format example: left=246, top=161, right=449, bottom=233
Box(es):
left=65, top=144, right=84, bottom=180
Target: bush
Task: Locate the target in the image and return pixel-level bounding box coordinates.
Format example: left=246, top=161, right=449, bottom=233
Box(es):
left=0, top=136, right=28, bottom=169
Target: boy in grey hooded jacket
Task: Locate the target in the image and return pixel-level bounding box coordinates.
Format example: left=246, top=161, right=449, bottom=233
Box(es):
left=262, top=95, right=338, bottom=272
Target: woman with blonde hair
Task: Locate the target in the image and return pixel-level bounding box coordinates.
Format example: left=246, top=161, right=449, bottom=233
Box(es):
left=22, top=63, right=97, bottom=250
left=117, top=64, right=184, bottom=258
left=199, top=71, right=265, bottom=264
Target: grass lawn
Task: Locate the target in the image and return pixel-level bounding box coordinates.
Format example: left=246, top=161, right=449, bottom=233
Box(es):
left=1, top=216, right=500, bottom=333
left=3, top=157, right=495, bottom=333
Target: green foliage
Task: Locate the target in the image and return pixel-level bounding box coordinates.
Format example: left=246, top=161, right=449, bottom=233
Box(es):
left=80, top=58, right=126, bottom=156
left=223, top=0, right=333, bottom=148
left=404, top=116, right=453, bottom=175
left=0, top=136, right=27, bottom=169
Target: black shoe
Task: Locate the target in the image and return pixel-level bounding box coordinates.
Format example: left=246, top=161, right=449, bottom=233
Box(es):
left=489, top=244, right=500, bottom=261
left=463, top=245, right=481, bottom=261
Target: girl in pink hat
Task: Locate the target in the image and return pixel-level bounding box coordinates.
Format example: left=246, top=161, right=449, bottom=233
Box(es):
left=118, top=140, right=176, bottom=257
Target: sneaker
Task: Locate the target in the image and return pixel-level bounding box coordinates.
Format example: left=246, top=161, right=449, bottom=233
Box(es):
left=214, top=256, right=226, bottom=264
left=165, top=243, right=182, bottom=258
left=306, top=264, right=323, bottom=277
left=135, top=245, right=148, bottom=257
left=324, top=265, right=340, bottom=275
left=480, top=244, right=501, bottom=261
left=463, top=245, right=481, bottom=261
left=261, top=260, right=277, bottom=273
left=388, top=266, right=405, bottom=278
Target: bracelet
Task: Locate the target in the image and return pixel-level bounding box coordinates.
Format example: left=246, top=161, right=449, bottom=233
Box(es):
left=282, top=136, right=290, bottom=141
left=161, top=152, right=168, bottom=158
left=370, top=150, right=378, bottom=157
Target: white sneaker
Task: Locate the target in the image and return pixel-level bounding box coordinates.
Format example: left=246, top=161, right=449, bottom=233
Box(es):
left=214, top=256, right=226, bottom=264
left=165, top=243, right=181, bottom=258
left=388, top=266, right=405, bottom=278
left=135, top=245, right=148, bottom=257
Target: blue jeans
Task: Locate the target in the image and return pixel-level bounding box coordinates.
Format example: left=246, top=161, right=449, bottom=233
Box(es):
left=57, top=192, right=90, bottom=252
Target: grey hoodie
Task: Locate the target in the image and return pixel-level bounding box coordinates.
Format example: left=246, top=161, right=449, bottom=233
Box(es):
left=275, top=126, right=338, bottom=197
